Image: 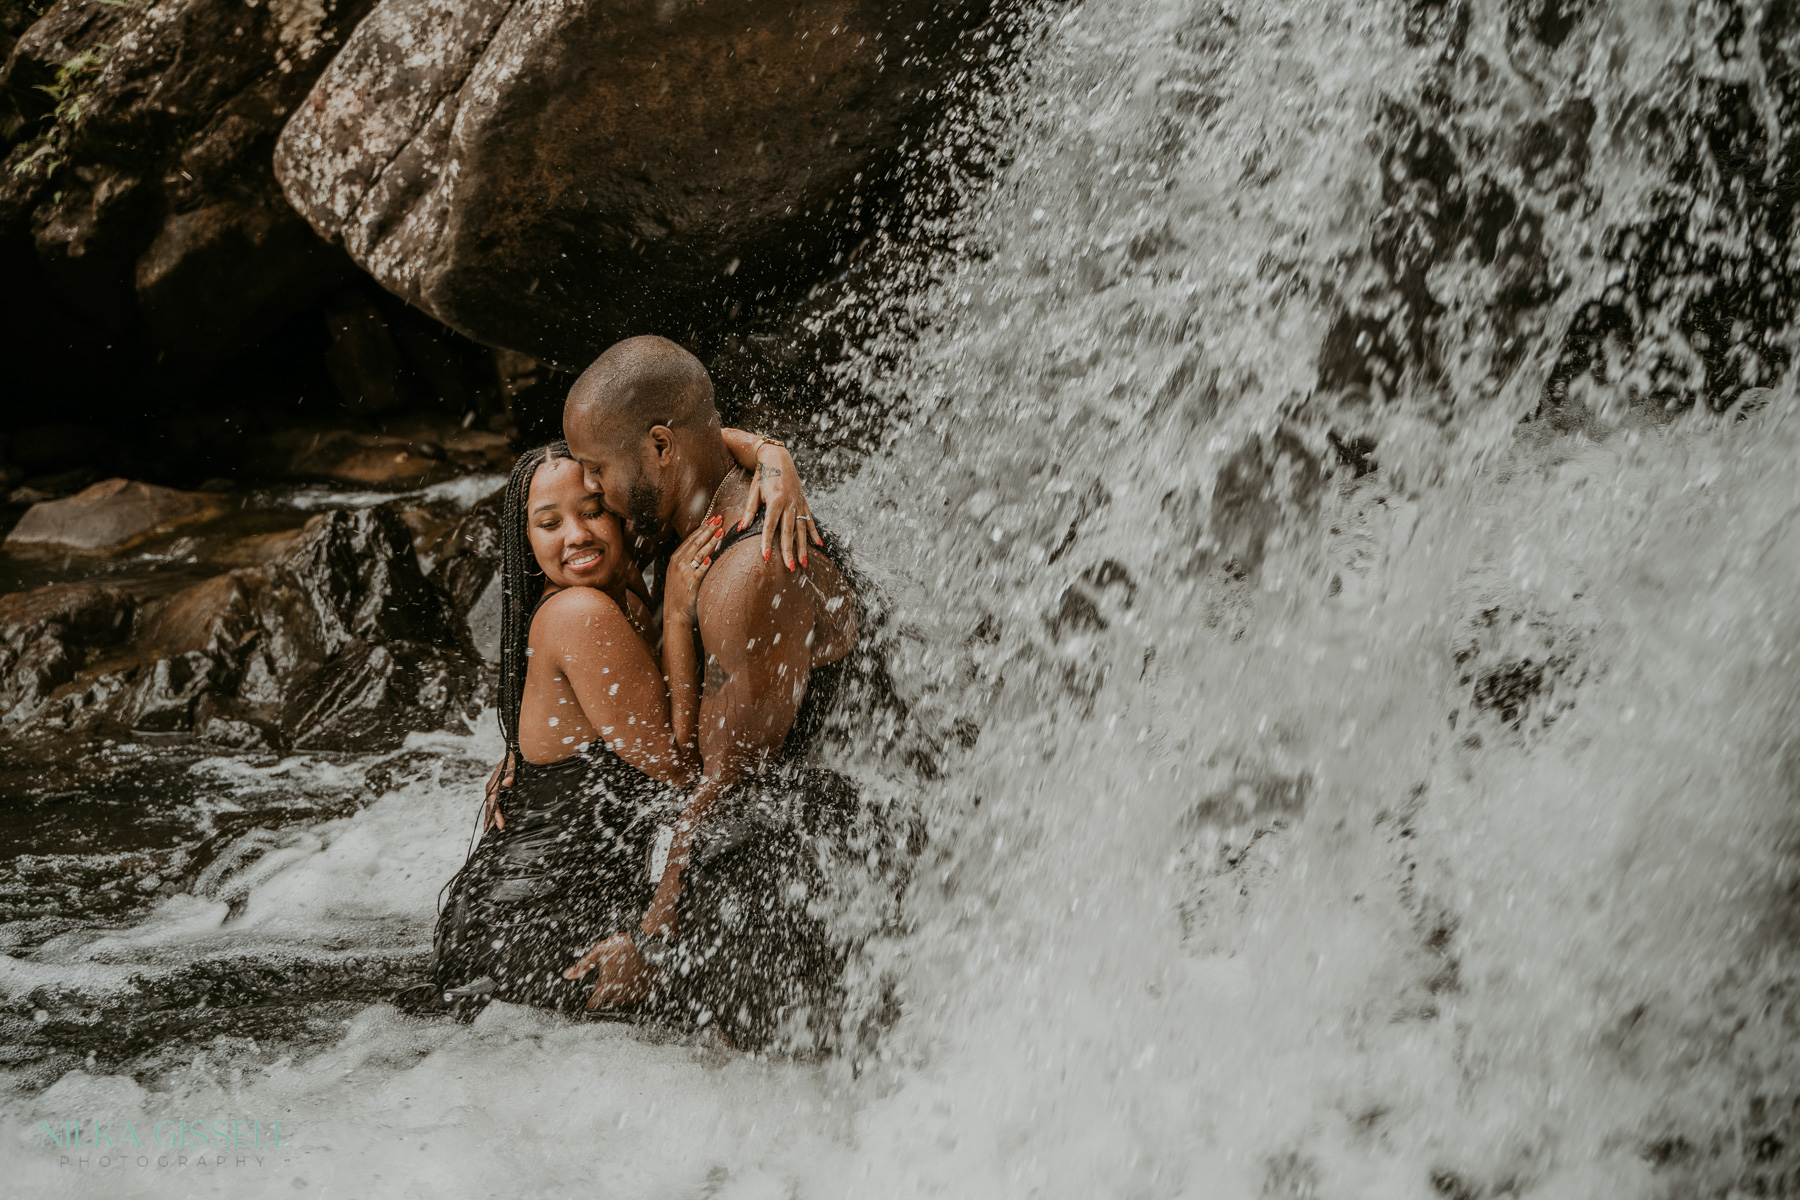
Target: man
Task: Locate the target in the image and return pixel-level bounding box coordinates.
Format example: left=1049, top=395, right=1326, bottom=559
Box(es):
left=557, top=335, right=858, bottom=1016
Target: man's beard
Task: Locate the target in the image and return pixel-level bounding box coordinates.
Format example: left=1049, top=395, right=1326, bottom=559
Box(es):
left=624, top=471, right=664, bottom=539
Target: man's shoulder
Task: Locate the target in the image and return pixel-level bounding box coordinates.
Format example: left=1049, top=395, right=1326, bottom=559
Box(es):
left=706, top=532, right=805, bottom=590
left=697, top=540, right=809, bottom=636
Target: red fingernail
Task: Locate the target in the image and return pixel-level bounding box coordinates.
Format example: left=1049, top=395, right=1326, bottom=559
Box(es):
left=786, top=558, right=794, bottom=569
left=703, top=556, right=710, bottom=566
left=801, top=554, right=808, bottom=567
left=737, top=520, right=745, bottom=530
left=764, top=549, right=770, bottom=561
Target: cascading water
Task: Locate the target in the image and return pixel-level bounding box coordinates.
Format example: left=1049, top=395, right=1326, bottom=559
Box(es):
left=4, top=1, right=1798, bottom=1197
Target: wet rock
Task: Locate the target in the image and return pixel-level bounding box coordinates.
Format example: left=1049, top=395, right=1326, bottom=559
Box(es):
left=116, top=651, right=216, bottom=733
left=0, top=583, right=133, bottom=724
left=464, top=575, right=503, bottom=665
left=281, top=637, right=468, bottom=751
left=276, top=430, right=460, bottom=488
left=258, top=420, right=512, bottom=487
left=3, top=478, right=225, bottom=552
left=0, top=0, right=376, bottom=380
left=428, top=488, right=504, bottom=662
left=275, top=0, right=995, bottom=366
left=242, top=506, right=475, bottom=748
left=192, top=694, right=278, bottom=752
left=1170, top=430, right=1324, bottom=580
left=12, top=466, right=100, bottom=502
left=2, top=504, right=478, bottom=751
left=256, top=507, right=464, bottom=664
left=132, top=568, right=257, bottom=655
left=1316, top=101, right=1558, bottom=411
left=398, top=507, right=461, bottom=573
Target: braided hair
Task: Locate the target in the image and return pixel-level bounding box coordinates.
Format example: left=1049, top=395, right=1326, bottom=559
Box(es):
left=496, top=440, right=575, bottom=753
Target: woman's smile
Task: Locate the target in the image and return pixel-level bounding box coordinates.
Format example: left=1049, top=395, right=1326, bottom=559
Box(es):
left=564, top=546, right=604, bottom=571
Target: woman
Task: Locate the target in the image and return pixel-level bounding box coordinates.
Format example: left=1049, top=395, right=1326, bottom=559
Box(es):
left=430, top=430, right=848, bottom=1024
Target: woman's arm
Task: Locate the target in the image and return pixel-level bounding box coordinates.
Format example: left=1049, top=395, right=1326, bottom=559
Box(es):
left=660, top=519, right=720, bottom=769
left=720, top=428, right=824, bottom=570
left=534, top=588, right=697, bottom=789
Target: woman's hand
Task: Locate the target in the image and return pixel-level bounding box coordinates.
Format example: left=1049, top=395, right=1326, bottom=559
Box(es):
left=481, top=751, right=514, bottom=832
left=664, top=517, right=723, bottom=625
left=738, top=441, right=824, bottom=571
left=564, top=932, right=651, bottom=1010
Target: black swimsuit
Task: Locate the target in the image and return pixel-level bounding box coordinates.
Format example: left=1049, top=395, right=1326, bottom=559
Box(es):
left=431, top=730, right=680, bottom=1015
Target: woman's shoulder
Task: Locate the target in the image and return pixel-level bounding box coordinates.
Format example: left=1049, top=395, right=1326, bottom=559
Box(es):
left=530, top=586, right=628, bottom=638
left=535, top=585, right=625, bottom=618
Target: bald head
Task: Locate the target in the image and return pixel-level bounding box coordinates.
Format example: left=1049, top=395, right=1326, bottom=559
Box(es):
left=565, top=335, right=719, bottom=448
left=562, top=336, right=729, bottom=538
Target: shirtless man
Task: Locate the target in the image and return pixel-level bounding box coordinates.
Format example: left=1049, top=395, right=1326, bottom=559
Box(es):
left=558, top=335, right=858, bottom=1009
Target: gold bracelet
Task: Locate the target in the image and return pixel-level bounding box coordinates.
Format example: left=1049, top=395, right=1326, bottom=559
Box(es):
left=752, top=433, right=788, bottom=457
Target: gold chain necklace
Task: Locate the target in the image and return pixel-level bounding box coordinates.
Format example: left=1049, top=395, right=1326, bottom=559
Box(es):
left=701, top=466, right=745, bottom=528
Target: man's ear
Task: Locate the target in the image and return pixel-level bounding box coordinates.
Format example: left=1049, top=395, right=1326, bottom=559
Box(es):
left=647, top=425, right=676, bottom=465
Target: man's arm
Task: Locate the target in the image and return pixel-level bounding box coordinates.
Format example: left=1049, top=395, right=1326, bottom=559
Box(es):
left=719, top=428, right=822, bottom=568
left=643, top=550, right=814, bottom=934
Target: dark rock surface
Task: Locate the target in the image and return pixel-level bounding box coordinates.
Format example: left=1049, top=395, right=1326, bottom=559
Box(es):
left=0, top=0, right=379, bottom=381
left=263, top=423, right=512, bottom=487
left=1, top=505, right=482, bottom=752
left=275, top=0, right=994, bottom=367
left=427, top=487, right=503, bottom=662
left=0, top=581, right=133, bottom=724
left=230, top=505, right=478, bottom=750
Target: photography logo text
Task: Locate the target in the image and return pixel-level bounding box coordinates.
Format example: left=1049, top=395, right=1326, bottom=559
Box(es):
left=35, top=1116, right=291, bottom=1170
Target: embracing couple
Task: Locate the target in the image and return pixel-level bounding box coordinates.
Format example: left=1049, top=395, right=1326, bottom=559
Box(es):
left=428, top=336, right=860, bottom=1049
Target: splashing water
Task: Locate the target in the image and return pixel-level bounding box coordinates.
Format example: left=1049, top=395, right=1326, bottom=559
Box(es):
left=5, top=2, right=1799, bottom=1197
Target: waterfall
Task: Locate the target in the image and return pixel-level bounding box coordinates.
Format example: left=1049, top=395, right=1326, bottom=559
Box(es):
left=819, top=0, right=1800, bottom=1192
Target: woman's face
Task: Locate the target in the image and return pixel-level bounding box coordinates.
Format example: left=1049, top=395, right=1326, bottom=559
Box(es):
left=526, top=456, right=629, bottom=591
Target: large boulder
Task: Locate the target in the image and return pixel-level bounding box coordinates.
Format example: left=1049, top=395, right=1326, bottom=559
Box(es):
left=274, top=0, right=994, bottom=367
left=4, top=478, right=225, bottom=551
left=0, top=0, right=377, bottom=378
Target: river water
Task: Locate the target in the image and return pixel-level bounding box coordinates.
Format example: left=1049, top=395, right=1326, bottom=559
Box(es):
left=5, top=1, right=1799, bottom=1197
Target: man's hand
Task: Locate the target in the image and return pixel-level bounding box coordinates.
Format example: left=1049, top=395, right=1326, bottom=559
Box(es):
left=482, top=751, right=515, bottom=832
left=564, top=932, right=651, bottom=1010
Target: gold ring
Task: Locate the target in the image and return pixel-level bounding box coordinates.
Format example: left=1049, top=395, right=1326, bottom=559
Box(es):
left=689, top=559, right=701, bottom=569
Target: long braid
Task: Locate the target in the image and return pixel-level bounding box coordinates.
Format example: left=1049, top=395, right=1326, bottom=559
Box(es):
left=496, top=440, right=572, bottom=752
